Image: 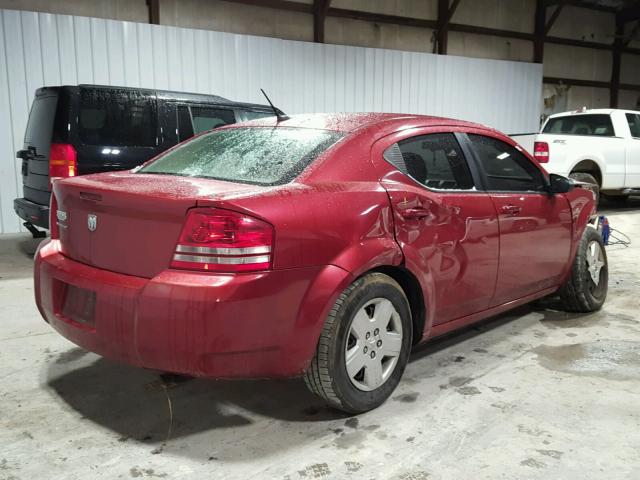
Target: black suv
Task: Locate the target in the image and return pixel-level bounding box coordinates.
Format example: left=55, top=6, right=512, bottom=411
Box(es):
left=14, top=85, right=278, bottom=236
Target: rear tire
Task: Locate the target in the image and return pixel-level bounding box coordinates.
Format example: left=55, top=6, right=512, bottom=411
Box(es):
left=569, top=172, right=600, bottom=206
left=558, top=227, right=608, bottom=313
left=303, top=273, right=412, bottom=414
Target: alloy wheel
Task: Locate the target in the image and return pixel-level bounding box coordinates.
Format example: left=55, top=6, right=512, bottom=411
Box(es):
left=344, top=298, right=403, bottom=392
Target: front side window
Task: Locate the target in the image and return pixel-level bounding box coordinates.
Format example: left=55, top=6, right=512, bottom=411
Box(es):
left=383, top=133, right=474, bottom=190
left=139, top=127, right=343, bottom=186
left=626, top=113, right=640, bottom=138
left=78, top=88, right=157, bottom=146
left=190, top=106, right=236, bottom=133
left=542, top=114, right=614, bottom=137
left=468, top=134, right=546, bottom=193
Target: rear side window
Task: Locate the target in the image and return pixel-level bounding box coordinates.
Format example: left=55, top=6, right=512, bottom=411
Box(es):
left=626, top=113, right=640, bottom=138
left=468, top=134, right=545, bottom=192
left=234, top=110, right=273, bottom=123
left=383, top=133, right=474, bottom=190
left=139, top=127, right=343, bottom=186
left=542, top=114, right=614, bottom=137
left=78, top=88, right=157, bottom=147
left=190, top=106, right=236, bottom=133
left=177, top=105, right=194, bottom=142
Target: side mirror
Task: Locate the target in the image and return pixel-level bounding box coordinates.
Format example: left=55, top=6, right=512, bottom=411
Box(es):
left=547, top=173, right=574, bottom=194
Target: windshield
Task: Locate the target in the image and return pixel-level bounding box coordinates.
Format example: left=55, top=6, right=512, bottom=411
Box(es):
left=139, top=127, right=343, bottom=185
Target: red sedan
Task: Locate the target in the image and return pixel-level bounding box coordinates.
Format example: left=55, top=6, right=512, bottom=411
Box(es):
left=34, top=113, right=607, bottom=413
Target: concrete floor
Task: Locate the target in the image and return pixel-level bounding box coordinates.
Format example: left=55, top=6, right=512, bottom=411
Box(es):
left=1, top=198, right=639, bottom=480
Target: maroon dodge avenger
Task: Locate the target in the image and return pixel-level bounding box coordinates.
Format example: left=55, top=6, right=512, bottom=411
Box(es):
left=35, top=113, right=606, bottom=413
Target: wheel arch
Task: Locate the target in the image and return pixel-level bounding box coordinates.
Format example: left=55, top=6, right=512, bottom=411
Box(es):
left=367, top=265, right=426, bottom=345
left=570, top=159, right=604, bottom=186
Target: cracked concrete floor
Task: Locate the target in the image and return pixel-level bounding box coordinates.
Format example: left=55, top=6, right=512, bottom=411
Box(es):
left=1, top=198, right=639, bottom=480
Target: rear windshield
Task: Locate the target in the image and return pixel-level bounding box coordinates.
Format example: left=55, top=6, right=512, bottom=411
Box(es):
left=542, top=114, right=615, bottom=137
left=139, top=127, right=343, bottom=186
left=78, top=88, right=157, bottom=147
left=24, top=94, right=58, bottom=145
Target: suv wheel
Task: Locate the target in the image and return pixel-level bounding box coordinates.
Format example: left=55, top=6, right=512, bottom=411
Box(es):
left=558, top=227, right=608, bottom=312
left=569, top=172, right=600, bottom=205
left=303, top=273, right=412, bottom=414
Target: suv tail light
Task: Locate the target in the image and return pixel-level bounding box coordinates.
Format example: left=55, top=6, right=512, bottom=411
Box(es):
left=171, top=208, right=274, bottom=272
left=49, top=143, right=77, bottom=184
left=533, top=141, right=549, bottom=163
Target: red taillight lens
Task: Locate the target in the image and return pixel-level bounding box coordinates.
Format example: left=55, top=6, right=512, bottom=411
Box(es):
left=533, top=141, right=549, bottom=163
left=49, top=143, right=77, bottom=185
left=171, top=208, right=274, bottom=272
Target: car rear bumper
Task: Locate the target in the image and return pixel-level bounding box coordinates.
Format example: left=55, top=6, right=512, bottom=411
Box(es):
left=14, top=197, right=49, bottom=229
left=34, top=239, right=352, bottom=378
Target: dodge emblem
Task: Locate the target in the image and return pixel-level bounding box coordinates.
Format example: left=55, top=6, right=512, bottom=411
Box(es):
left=87, top=214, right=97, bottom=232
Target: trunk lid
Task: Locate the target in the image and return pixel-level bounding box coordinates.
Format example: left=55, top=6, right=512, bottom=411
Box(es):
left=53, top=172, right=267, bottom=278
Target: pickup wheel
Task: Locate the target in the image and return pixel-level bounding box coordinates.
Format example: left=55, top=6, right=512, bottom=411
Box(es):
left=558, top=227, right=608, bottom=313
left=303, top=273, right=412, bottom=414
left=569, top=172, right=600, bottom=205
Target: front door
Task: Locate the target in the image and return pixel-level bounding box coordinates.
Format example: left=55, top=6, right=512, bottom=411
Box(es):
left=465, top=133, right=573, bottom=305
left=373, top=129, right=500, bottom=325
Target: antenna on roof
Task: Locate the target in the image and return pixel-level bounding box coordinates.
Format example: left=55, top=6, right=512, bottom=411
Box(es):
left=260, top=89, right=289, bottom=123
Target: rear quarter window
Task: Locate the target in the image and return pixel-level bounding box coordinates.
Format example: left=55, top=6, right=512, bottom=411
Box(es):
left=139, top=127, right=343, bottom=186
left=78, top=88, right=157, bottom=147
left=542, top=114, right=614, bottom=137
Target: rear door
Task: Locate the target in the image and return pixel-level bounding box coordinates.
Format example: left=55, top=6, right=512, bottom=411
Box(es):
left=373, top=128, right=500, bottom=325
left=465, top=133, right=572, bottom=305
left=21, top=88, right=60, bottom=205
left=72, top=87, right=162, bottom=174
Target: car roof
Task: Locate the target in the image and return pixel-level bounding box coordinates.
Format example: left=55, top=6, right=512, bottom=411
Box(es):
left=49, top=84, right=274, bottom=111
left=235, top=112, right=495, bottom=134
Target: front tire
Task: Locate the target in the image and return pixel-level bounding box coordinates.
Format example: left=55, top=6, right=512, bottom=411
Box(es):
left=303, top=273, right=413, bottom=414
left=558, top=227, right=608, bottom=312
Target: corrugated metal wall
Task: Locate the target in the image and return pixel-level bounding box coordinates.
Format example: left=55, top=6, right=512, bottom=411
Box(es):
left=0, top=8, right=542, bottom=234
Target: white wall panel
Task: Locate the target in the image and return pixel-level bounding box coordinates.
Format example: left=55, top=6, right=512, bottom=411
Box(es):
left=0, top=8, right=542, bottom=234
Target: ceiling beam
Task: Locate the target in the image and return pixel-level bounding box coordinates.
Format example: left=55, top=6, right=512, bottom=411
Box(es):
left=623, top=20, right=640, bottom=47
left=313, top=0, right=332, bottom=43
left=534, top=0, right=546, bottom=63
left=611, top=16, right=623, bottom=107
left=544, top=1, right=565, bottom=35
left=544, top=76, right=640, bottom=93
left=328, top=7, right=437, bottom=29
left=436, top=0, right=462, bottom=54
left=544, top=0, right=616, bottom=15
left=146, top=0, right=160, bottom=25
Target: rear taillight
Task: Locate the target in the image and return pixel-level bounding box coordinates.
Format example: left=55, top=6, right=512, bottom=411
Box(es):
left=49, top=143, right=77, bottom=185
left=171, top=208, right=274, bottom=272
left=533, top=141, right=549, bottom=163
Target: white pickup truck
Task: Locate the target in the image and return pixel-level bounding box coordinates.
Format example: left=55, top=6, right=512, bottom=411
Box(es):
left=513, top=108, right=640, bottom=202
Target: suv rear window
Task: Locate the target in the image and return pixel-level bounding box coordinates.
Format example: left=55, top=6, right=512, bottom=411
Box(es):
left=78, top=88, right=157, bottom=147
left=139, top=127, right=343, bottom=186
left=542, top=114, right=614, bottom=137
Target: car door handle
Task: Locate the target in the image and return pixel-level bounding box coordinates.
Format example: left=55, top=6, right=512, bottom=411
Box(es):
left=400, top=207, right=431, bottom=220
left=501, top=205, right=522, bottom=216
